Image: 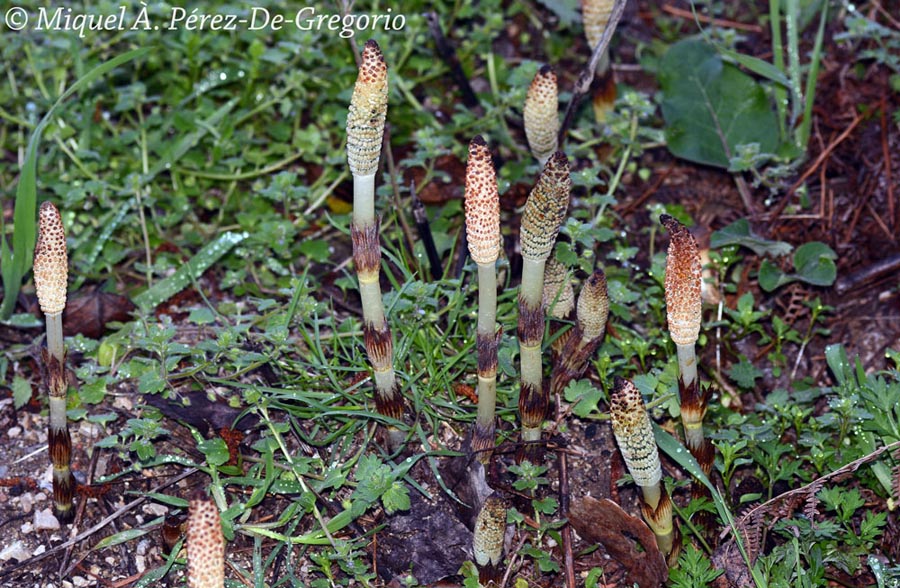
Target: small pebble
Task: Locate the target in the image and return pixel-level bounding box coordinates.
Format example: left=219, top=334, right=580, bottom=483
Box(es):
left=143, top=503, right=168, bottom=517
left=20, top=522, right=33, bottom=534
left=135, top=554, right=146, bottom=573
left=34, top=545, right=46, bottom=556
left=19, top=493, right=34, bottom=513
left=7, top=426, right=21, bottom=438
left=34, top=508, right=60, bottom=531
left=72, top=576, right=89, bottom=587
left=0, top=541, right=31, bottom=562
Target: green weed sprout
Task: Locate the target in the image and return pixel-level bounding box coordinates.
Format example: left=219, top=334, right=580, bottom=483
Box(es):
left=523, top=66, right=559, bottom=166
left=465, top=136, right=502, bottom=463
left=347, top=40, right=404, bottom=449
left=610, top=377, right=676, bottom=558
left=33, top=201, right=75, bottom=523
left=518, top=153, right=571, bottom=448
left=542, top=255, right=575, bottom=361
left=550, top=268, right=609, bottom=399
left=582, top=0, right=617, bottom=122
left=187, top=494, right=225, bottom=588
left=473, top=496, right=506, bottom=586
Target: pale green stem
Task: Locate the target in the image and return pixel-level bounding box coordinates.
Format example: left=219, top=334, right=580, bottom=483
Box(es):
left=49, top=396, right=68, bottom=431
left=476, top=263, right=498, bottom=431
left=520, top=258, right=546, bottom=309
left=676, top=343, right=697, bottom=389
left=520, top=257, right=548, bottom=442
left=45, top=312, right=64, bottom=366
left=358, top=275, right=386, bottom=328
left=640, top=483, right=661, bottom=511
left=353, top=173, right=377, bottom=227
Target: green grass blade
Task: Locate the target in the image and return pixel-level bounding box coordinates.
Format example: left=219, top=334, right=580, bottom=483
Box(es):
left=133, top=231, right=248, bottom=313
left=0, top=47, right=151, bottom=320
left=653, top=423, right=767, bottom=588
left=798, top=3, right=829, bottom=150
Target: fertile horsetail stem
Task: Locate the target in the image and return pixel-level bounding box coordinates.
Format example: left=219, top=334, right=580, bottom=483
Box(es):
left=518, top=152, right=571, bottom=447
left=582, top=0, right=617, bottom=122
left=542, top=255, right=575, bottom=360
left=187, top=495, right=225, bottom=588
left=34, top=201, right=75, bottom=523
left=347, top=40, right=404, bottom=448
left=465, top=136, right=502, bottom=463
left=473, top=496, right=506, bottom=586
left=610, top=377, right=675, bottom=557
left=660, top=215, right=706, bottom=451
left=549, top=269, right=609, bottom=399
left=523, top=66, right=559, bottom=166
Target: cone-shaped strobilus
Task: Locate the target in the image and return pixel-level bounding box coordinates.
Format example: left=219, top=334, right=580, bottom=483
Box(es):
left=610, top=377, right=678, bottom=560
left=549, top=268, right=609, bottom=399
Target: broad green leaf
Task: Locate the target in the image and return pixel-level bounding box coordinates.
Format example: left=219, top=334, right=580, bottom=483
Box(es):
left=659, top=38, right=779, bottom=168
left=757, top=258, right=795, bottom=292
left=793, top=241, right=837, bottom=286
left=710, top=219, right=793, bottom=257
left=198, top=438, right=230, bottom=467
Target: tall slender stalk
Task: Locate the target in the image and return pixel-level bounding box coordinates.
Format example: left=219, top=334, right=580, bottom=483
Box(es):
left=549, top=268, right=609, bottom=399
left=523, top=66, right=559, bottom=166
left=518, top=153, right=571, bottom=448
left=347, top=40, right=404, bottom=449
left=187, top=493, right=225, bottom=588
left=33, top=201, right=75, bottom=523
left=660, top=215, right=708, bottom=457
left=464, top=136, right=502, bottom=463
left=610, top=376, right=676, bottom=559
left=661, top=214, right=715, bottom=531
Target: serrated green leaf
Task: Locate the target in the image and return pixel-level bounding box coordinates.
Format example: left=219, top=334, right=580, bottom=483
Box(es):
left=382, top=481, right=410, bottom=514
left=12, top=376, right=32, bottom=409
left=727, top=356, right=764, bottom=389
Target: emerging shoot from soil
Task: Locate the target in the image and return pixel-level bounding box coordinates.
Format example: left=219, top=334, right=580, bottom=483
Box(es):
left=473, top=496, right=506, bottom=586
left=582, top=0, right=618, bottom=122
left=347, top=40, right=405, bottom=449
left=550, top=268, right=609, bottom=399
left=187, top=494, right=225, bottom=588
left=542, top=255, right=575, bottom=361
left=517, top=153, right=571, bottom=449
left=610, top=377, right=675, bottom=558
left=33, top=201, right=75, bottom=524
left=523, top=66, right=559, bottom=166
left=465, top=136, right=502, bottom=463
